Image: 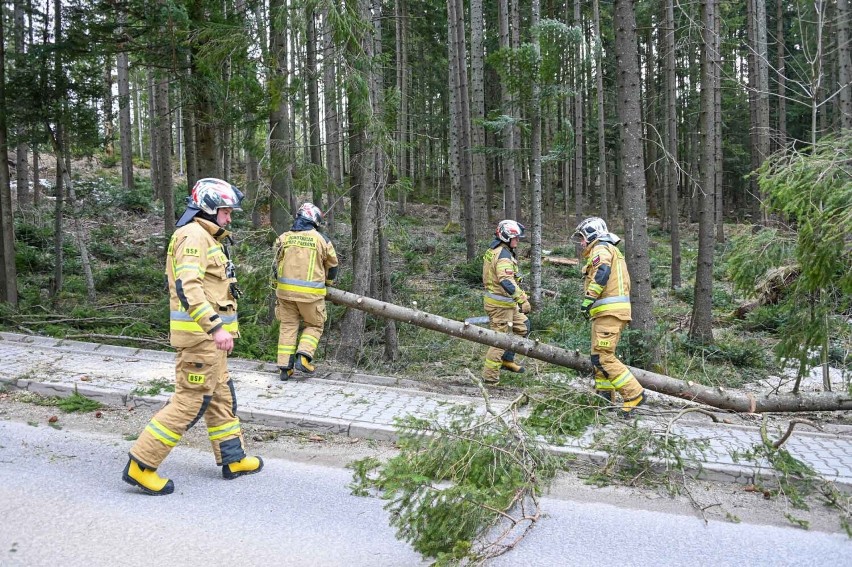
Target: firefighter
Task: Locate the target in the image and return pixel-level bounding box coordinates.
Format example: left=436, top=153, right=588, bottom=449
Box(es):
left=573, top=216, right=645, bottom=417
left=122, top=178, right=263, bottom=495
left=481, top=220, right=531, bottom=385
left=274, top=203, right=339, bottom=380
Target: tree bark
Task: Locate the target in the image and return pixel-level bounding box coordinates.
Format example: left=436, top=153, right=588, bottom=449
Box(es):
left=614, top=0, right=657, bottom=358
left=838, top=0, right=852, bottom=130
left=269, top=0, right=295, bottom=234
left=573, top=0, right=585, bottom=225
left=593, top=0, right=608, bottom=220
left=689, top=0, right=717, bottom=344
left=498, top=0, right=517, bottom=220
left=0, top=8, right=18, bottom=307
left=470, top=0, right=487, bottom=226
left=394, top=0, right=409, bottom=215
left=337, top=0, right=379, bottom=364
left=12, top=0, right=29, bottom=208
left=116, top=7, right=134, bottom=191
left=530, top=0, right=542, bottom=306
left=306, top=5, right=323, bottom=203
left=449, top=0, right=476, bottom=260
left=321, top=4, right=342, bottom=227
left=326, top=288, right=852, bottom=413
left=774, top=0, right=786, bottom=148
left=47, top=123, right=96, bottom=303
left=156, top=74, right=174, bottom=237
left=664, top=0, right=681, bottom=289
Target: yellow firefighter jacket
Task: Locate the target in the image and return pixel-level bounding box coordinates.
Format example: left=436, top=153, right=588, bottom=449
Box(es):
left=167, top=218, right=240, bottom=348
left=482, top=241, right=527, bottom=309
left=582, top=239, right=631, bottom=321
left=274, top=228, right=339, bottom=303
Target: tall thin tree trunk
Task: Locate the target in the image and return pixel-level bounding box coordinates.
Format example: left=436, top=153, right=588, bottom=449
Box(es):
left=0, top=9, right=18, bottom=307
left=530, top=0, right=542, bottom=306
left=181, top=69, right=197, bottom=191
left=755, top=0, right=770, bottom=225
left=147, top=70, right=161, bottom=199
left=449, top=0, right=476, bottom=260
left=269, top=0, right=295, bottom=234
left=690, top=0, right=717, bottom=344
left=306, top=6, right=322, bottom=206
left=104, top=55, right=115, bottom=157
left=446, top=0, right=461, bottom=228
left=338, top=0, right=379, bottom=364
left=665, top=0, right=681, bottom=288
left=470, top=0, right=487, bottom=226
left=614, top=0, right=657, bottom=361
left=116, top=10, right=134, bottom=190
left=593, top=0, right=608, bottom=219
left=573, top=0, right=585, bottom=225
left=13, top=0, right=29, bottom=207
left=394, top=0, right=409, bottom=215
left=776, top=0, right=787, bottom=146
left=838, top=0, right=852, bottom=130
left=321, top=6, right=341, bottom=227
left=156, top=75, right=174, bottom=237
left=498, top=0, right=516, bottom=219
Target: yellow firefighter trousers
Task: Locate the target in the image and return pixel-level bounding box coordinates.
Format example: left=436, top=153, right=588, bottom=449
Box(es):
left=590, top=315, right=643, bottom=400
left=129, top=341, right=247, bottom=468
left=276, top=298, right=327, bottom=366
left=482, top=303, right=528, bottom=381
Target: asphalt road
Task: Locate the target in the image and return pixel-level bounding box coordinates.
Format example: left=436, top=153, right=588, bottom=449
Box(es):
left=0, top=419, right=849, bottom=566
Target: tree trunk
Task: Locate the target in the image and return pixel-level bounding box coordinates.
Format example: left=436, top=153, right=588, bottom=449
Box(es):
left=181, top=67, right=197, bottom=191
left=13, top=0, right=29, bottom=208
left=326, top=288, right=852, bottom=413
left=103, top=54, right=114, bottom=158
left=321, top=4, right=341, bottom=227
left=337, top=0, right=379, bottom=364
left=776, top=0, right=787, bottom=146
left=156, top=75, right=174, bottom=237
left=394, top=0, right=409, bottom=215
left=47, top=123, right=96, bottom=303
left=573, top=0, right=585, bottom=225
left=449, top=0, right=476, bottom=260
left=689, top=0, right=717, bottom=344
left=0, top=9, right=18, bottom=307
left=614, top=0, right=657, bottom=360
left=469, top=0, right=487, bottom=226
left=306, top=6, right=323, bottom=204
left=116, top=10, right=134, bottom=191
left=147, top=71, right=160, bottom=199
left=269, top=0, right=295, bottom=234
left=530, top=0, right=542, bottom=307
left=755, top=0, right=770, bottom=224
left=664, top=0, right=681, bottom=289
left=498, top=0, right=517, bottom=220
left=446, top=0, right=461, bottom=228
left=839, top=0, right=852, bottom=130
left=593, top=0, right=608, bottom=220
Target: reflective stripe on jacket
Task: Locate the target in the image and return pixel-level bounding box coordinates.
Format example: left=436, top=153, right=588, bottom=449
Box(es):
left=274, top=228, right=338, bottom=303
left=482, top=242, right=526, bottom=308
left=167, top=218, right=239, bottom=348
left=582, top=240, right=631, bottom=321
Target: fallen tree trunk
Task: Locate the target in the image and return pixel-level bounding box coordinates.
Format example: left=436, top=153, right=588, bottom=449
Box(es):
left=326, top=288, right=852, bottom=413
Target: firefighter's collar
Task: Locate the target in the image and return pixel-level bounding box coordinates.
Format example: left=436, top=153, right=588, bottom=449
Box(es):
left=194, top=218, right=231, bottom=240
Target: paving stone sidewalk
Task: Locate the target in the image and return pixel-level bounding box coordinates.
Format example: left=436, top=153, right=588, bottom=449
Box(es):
left=1, top=331, right=850, bottom=488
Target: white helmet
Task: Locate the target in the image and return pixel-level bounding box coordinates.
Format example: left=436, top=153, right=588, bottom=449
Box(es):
left=190, top=178, right=244, bottom=214
left=296, top=202, right=324, bottom=227
left=573, top=216, right=608, bottom=244
left=496, top=220, right=526, bottom=243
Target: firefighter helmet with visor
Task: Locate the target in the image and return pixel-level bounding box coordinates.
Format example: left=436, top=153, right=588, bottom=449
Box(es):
left=190, top=178, right=244, bottom=214
left=297, top=202, right=324, bottom=228
left=572, top=216, right=608, bottom=244
left=496, top=220, right=526, bottom=243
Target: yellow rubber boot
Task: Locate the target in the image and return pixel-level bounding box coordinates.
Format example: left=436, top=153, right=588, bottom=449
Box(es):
left=500, top=360, right=525, bottom=373
left=223, top=456, right=264, bottom=480
left=122, top=459, right=174, bottom=496
left=294, top=354, right=315, bottom=374
left=619, top=391, right=646, bottom=418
